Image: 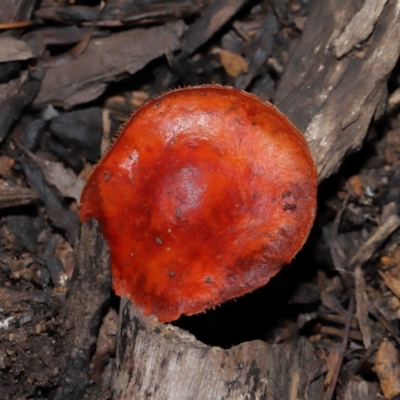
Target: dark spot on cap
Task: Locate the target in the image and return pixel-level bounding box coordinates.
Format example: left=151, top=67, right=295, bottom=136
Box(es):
left=283, top=203, right=297, bottom=211
left=226, top=105, right=238, bottom=112
left=205, top=277, right=212, bottom=284
left=169, top=271, right=175, bottom=278
left=155, top=237, right=162, bottom=245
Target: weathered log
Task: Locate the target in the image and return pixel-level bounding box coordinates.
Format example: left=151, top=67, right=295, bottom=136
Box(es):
left=57, top=216, right=324, bottom=399
left=275, top=0, right=400, bottom=181
left=54, top=220, right=111, bottom=399
left=112, top=298, right=323, bottom=399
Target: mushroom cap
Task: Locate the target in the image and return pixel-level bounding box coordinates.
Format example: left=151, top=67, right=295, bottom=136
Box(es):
left=80, top=85, right=317, bottom=322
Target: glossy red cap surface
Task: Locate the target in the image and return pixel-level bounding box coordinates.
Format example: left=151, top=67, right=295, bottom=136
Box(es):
left=80, top=85, right=317, bottom=322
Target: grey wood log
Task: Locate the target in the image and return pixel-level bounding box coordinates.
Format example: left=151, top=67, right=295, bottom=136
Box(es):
left=112, top=298, right=323, bottom=399
left=274, top=0, right=400, bottom=181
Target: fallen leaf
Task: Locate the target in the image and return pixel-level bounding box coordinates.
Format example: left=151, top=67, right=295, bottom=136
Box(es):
left=213, top=48, right=248, bottom=77
left=375, top=339, right=400, bottom=399
left=379, top=270, right=400, bottom=300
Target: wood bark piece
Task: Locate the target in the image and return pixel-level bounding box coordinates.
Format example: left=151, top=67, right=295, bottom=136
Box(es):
left=35, top=1, right=204, bottom=27
left=354, top=265, right=371, bottom=349
left=179, top=0, right=249, bottom=59
left=33, top=21, right=186, bottom=109
left=151, top=0, right=251, bottom=92
left=330, top=0, right=388, bottom=58
left=18, top=151, right=64, bottom=209
left=0, top=37, right=34, bottom=62
left=348, top=214, right=400, bottom=270
left=54, top=219, right=111, bottom=399
left=0, top=0, right=36, bottom=23
left=0, top=186, right=39, bottom=209
left=112, top=298, right=324, bottom=399
left=274, top=0, right=400, bottom=181
left=234, top=13, right=278, bottom=90
left=343, top=378, right=380, bottom=400
left=0, top=69, right=43, bottom=142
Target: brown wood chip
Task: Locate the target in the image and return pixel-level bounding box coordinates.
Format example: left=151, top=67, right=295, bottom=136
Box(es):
left=34, top=21, right=186, bottom=108
left=355, top=265, right=372, bottom=348
left=0, top=37, right=34, bottom=62
left=0, top=186, right=39, bottom=209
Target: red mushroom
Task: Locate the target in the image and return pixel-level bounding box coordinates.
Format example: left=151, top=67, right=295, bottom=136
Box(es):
left=79, top=85, right=317, bottom=322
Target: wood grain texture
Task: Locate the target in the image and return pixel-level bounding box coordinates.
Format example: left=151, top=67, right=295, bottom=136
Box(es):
left=112, top=298, right=324, bottom=400
left=0, top=186, right=39, bottom=209
left=274, top=0, right=400, bottom=181
left=343, top=379, right=380, bottom=400
left=33, top=21, right=185, bottom=109
left=54, top=220, right=112, bottom=399
left=0, top=70, right=43, bottom=143
left=0, top=0, right=35, bottom=23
